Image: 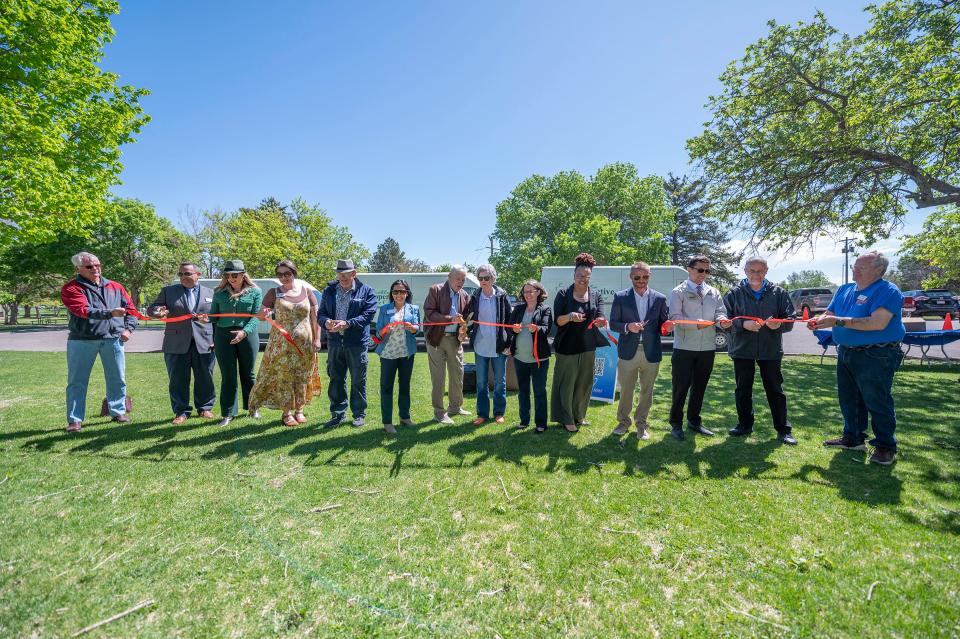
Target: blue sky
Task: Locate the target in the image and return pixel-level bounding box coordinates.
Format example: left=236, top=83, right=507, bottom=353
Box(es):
left=105, top=1, right=922, bottom=284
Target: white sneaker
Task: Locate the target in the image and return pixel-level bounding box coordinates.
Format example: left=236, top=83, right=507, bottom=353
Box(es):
left=636, top=427, right=650, bottom=440
left=437, top=414, right=455, bottom=425
left=456, top=408, right=472, bottom=416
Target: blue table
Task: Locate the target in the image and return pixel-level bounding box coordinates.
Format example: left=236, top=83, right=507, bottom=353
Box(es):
left=815, top=329, right=960, bottom=365
left=902, top=330, right=960, bottom=364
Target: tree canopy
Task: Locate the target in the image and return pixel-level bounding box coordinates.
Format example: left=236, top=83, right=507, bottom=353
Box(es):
left=0, top=0, right=150, bottom=244
left=779, top=269, right=835, bottom=290
left=664, top=174, right=742, bottom=289
left=198, top=197, right=369, bottom=286
left=369, top=238, right=408, bottom=272
left=898, top=206, right=960, bottom=288
left=687, top=0, right=960, bottom=249
left=491, top=163, right=674, bottom=292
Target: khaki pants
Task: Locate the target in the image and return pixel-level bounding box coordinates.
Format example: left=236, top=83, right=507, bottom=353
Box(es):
left=616, top=348, right=660, bottom=430
left=428, top=334, right=464, bottom=418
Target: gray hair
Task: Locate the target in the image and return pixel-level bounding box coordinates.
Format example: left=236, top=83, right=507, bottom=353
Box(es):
left=630, top=261, right=651, bottom=274
left=476, top=263, right=497, bottom=281
left=448, top=264, right=468, bottom=277
left=864, top=251, right=889, bottom=275
left=71, top=252, right=99, bottom=267
left=744, top=256, right=768, bottom=270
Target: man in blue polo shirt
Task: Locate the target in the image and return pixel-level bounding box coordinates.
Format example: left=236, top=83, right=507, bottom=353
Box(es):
left=809, top=251, right=905, bottom=465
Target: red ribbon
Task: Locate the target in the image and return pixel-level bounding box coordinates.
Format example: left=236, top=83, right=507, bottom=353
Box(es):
left=373, top=319, right=545, bottom=367
left=126, top=309, right=304, bottom=356
left=661, top=315, right=809, bottom=336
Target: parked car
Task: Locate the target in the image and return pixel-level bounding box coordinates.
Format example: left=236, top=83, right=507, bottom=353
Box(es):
left=901, top=289, right=959, bottom=319
left=789, top=287, right=835, bottom=317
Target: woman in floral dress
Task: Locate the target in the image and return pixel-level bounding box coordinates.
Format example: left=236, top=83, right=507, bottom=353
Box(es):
left=250, top=260, right=322, bottom=427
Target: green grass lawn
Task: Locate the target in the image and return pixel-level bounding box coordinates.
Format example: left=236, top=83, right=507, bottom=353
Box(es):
left=0, top=351, right=958, bottom=638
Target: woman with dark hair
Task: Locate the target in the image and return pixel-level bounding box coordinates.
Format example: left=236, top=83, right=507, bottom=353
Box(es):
left=374, top=278, right=420, bottom=434
left=505, top=279, right=553, bottom=433
left=200, top=259, right=262, bottom=426
left=249, top=259, right=322, bottom=427
left=550, top=253, right=608, bottom=432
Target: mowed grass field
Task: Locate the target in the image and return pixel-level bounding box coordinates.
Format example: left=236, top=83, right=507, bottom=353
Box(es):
left=0, top=350, right=958, bottom=638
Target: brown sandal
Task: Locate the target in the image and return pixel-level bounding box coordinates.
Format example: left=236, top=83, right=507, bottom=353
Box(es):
left=282, top=412, right=298, bottom=427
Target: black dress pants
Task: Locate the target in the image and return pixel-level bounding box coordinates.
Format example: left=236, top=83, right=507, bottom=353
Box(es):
left=732, top=357, right=790, bottom=434
left=669, top=348, right=715, bottom=428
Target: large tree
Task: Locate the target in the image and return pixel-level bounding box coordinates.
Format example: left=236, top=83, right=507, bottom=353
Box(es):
left=89, top=198, right=198, bottom=304
left=198, top=197, right=369, bottom=286
left=368, top=237, right=407, bottom=272
left=897, top=206, right=960, bottom=288
left=664, top=174, right=742, bottom=289
left=491, top=163, right=674, bottom=292
left=0, top=0, right=150, bottom=244
left=687, top=0, right=960, bottom=249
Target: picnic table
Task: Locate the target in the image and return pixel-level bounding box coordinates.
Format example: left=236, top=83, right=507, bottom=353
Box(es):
left=814, top=329, right=960, bottom=365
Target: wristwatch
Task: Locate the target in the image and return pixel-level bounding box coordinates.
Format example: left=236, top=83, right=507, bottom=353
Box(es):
left=835, top=319, right=846, bottom=327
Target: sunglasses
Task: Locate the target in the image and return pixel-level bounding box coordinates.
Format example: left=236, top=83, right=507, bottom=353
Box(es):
left=227, top=272, right=244, bottom=278
left=275, top=271, right=294, bottom=278
left=177, top=271, right=197, bottom=277
left=691, top=267, right=711, bottom=274
left=391, top=289, right=407, bottom=295
left=478, top=276, right=492, bottom=282
left=632, top=275, right=650, bottom=281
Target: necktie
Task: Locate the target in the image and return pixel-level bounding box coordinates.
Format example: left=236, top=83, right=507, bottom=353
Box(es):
left=696, top=284, right=704, bottom=299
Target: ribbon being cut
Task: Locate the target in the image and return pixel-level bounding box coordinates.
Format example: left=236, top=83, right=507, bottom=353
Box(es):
left=661, top=307, right=812, bottom=335
left=126, top=308, right=305, bottom=356
left=373, top=319, right=549, bottom=366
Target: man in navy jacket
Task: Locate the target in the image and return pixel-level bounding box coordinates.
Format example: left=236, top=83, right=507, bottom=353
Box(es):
left=608, top=262, right=669, bottom=439
left=317, top=259, right=378, bottom=428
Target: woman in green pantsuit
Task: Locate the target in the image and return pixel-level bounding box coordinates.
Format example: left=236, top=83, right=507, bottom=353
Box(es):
left=201, top=260, right=262, bottom=426
left=550, top=253, right=609, bottom=432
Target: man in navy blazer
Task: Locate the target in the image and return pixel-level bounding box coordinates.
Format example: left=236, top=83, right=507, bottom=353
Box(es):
left=608, top=262, right=669, bottom=439
left=147, top=262, right=216, bottom=424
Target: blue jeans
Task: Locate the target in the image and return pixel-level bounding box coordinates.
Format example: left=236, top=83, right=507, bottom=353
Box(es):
left=475, top=354, right=507, bottom=419
left=514, top=358, right=549, bottom=428
left=66, top=337, right=127, bottom=423
left=380, top=355, right=415, bottom=424
left=327, top=345, right=368, bottom=418
left=837, top=345, right=902, bottom=450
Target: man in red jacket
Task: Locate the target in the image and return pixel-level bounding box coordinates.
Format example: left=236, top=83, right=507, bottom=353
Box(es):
left=61, top=252, right=138, bottom=432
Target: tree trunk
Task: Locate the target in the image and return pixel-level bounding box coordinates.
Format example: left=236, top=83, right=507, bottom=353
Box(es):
left=7, top=302, right=19, bottom=325
left=23, top=304, right=31, bottom=319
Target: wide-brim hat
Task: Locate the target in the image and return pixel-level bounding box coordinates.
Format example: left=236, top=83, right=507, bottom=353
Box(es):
left=335, top=259, right=356, bottom=273
left=222, top=259, right=245, bottom=274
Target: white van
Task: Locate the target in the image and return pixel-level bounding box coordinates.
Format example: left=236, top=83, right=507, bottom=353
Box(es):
left=359, top=272, right=481, bottom=308
left=539, top=265, right=728, bottom=349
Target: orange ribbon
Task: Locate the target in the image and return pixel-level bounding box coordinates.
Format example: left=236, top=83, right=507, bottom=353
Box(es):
left=126, top=309, right=304, bottom=356
left=373, top=320, right=545, bottom=367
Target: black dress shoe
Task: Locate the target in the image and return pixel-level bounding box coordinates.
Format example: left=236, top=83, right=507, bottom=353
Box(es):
left=671, top=428, right=685, bottom=440
left=728, top=426, right=753, bottom=437
left=688, top=424, right=714, bottom=436
left=780, top=433, right=798, bottom=445
left=324, top=414, right=346, bottom=429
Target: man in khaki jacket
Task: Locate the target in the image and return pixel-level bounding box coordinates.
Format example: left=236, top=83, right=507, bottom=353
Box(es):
left=423, top=265, right=472, bottom=424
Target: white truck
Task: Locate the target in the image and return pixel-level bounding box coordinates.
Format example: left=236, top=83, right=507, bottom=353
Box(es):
left=358, top=272, right=481, bottom=308
left=538, top=265, right=729, bottom=350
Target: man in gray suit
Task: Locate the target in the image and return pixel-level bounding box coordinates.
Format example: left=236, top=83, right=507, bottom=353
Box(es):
left=148, top=262, right=216, bottom=424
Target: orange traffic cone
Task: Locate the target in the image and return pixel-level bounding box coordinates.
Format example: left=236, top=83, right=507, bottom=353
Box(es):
left=943, top=313, right=954, bottom=331
left=801, top=307, right=810, bottom=321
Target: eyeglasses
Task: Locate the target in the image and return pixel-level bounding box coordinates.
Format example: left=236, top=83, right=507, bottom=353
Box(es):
left=632, top=275, right=650, bottom=281
left=227, top=273, right=244, bottom=278
left=178, top=271, right=197, bottom=277
left=275, top=271, right=294, bottom=278
left=692, top=267, right=711, bottom=274
left=745, top=269, right=766, bottom=275
left=82, top=264, right=102, bottom=270
left=391, top=289, right=407, bottom=295
left=478, top=276, right=492, bottom=282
